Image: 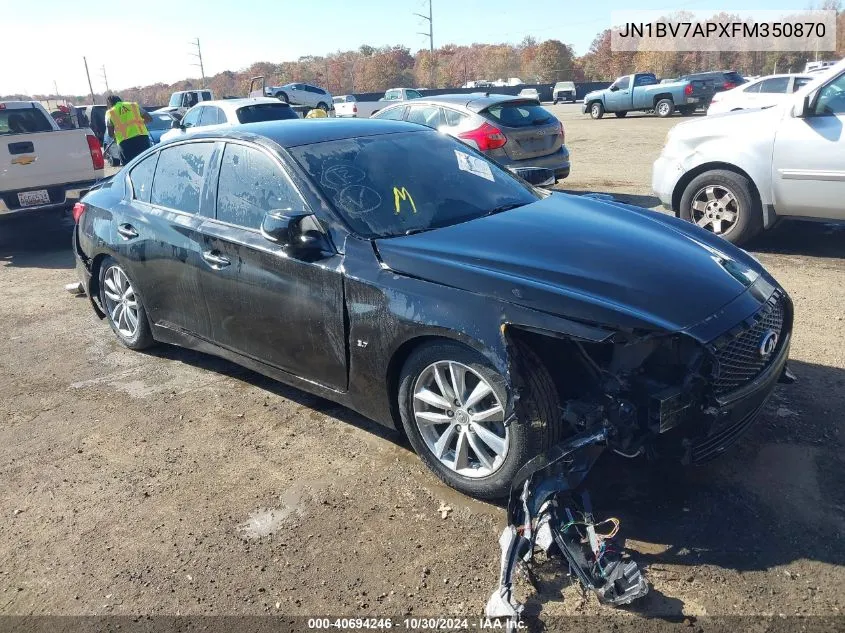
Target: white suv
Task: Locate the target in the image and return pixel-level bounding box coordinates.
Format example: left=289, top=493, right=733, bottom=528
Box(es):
left=653, top=59, right=845, bottom=245
left=265, top=83, right=333, bottom=111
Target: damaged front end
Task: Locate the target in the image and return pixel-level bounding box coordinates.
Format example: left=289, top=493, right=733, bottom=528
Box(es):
left=488, top=288, right=794, bottom=617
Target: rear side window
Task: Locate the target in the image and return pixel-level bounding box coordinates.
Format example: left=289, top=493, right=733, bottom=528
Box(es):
left=407, top=105, right=443, bottom=128
left=407, top=90, right=422, bottom=99
left=129, top=152, right=159, bottom=203
left=724, top=72, right=745, bottom=84
left=236, top=103, right=298, bottom=123
left=374, top=106, right=406, bottom=120
left=483, top=101, right=554, bottom=128
left=150, top=142, right=215, bottom=213
left=634, top=75, right=657, bottom=86
left=758, top=77, right=790, bottom=93
left=198, top=106, right=223, bottom=126
left=201, top=91, right=212, bottom=101
left=216, top=143, right=301, bottom=230
left=0, top=107, right=53, bottom=135
left=793, top=77, right=813, bottom=92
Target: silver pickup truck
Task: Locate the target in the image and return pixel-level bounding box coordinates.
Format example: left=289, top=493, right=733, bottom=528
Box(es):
left=653, top=59, right=845, bottom=245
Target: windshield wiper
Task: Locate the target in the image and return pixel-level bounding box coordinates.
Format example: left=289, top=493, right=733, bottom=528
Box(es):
left=484, top=202, right=525, bottom=217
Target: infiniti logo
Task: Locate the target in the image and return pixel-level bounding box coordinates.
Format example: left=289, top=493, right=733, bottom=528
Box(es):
left=759, top=330, right=779, bottom=358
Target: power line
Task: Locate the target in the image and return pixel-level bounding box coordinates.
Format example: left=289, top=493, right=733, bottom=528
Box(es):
left=190, top=37, right=206, bottom=87
left=414, top=0, right=434, bottom=87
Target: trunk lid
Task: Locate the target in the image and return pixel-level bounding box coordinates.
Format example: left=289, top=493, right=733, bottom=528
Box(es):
left=480, top=100, right=562, bottom=160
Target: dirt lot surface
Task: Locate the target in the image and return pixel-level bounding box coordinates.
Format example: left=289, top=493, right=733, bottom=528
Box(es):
left=1, top=106, right=844, bottom=630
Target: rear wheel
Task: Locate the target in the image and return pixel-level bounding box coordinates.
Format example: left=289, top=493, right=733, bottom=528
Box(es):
left=317, top=102, right=328, bottom=112
left=655, top=99, right=675, bottom=117
left=615, top=111, right=628, bottom=118
left=398, top=341, right=560, bottom=499
left=589, top=102, right=604, bottom=119
left=679, top=169, right=762, bottom=245
left=98, top=257, right=154, bottom=350
left=276, top=92, right=289, bottom=103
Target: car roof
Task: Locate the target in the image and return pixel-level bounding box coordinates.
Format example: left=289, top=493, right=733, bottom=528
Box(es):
left=380, top=92, right=534, bottom=113
left=188, top=97, right=287, bottom=112
left=184, top=118, right=428, bottom=148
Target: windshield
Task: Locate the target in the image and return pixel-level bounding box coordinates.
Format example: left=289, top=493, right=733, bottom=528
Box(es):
left=289, top=131, right=540, bottom=238
left=236, top=103, right=299, bottom=123
left=146, top=113, right=173, bottom=130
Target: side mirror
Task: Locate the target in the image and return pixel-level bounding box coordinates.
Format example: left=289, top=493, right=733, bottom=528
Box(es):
left=510, top=166, right=556, bottom=188
left=609, top=84, right=619, bottom=92
left=170, top=119, right=182, bottom=129
left=261, top=210, right=322, bottom=251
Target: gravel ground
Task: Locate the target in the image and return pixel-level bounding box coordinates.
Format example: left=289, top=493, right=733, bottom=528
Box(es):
left=1, top=106, right=843, bottom=630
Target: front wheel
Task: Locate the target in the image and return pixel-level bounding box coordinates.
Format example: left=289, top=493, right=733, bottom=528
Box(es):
left=398, top=341, right=560, bottom=499
left=655, top=99, right=675, bottom=118
left=98, top=257, right=155, bottom=350
left=679, top=169, right=762, bottom=245
left=277, top=92, right=289, bottom=103
left=589, top=102, right=604, bottom=119
left=553, top=98, right=559, bottom=105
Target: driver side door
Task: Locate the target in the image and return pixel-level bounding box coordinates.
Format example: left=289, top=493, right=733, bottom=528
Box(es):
left=772, top=71, right=845, bottom=220
left=605, top=76, right=630, bottom=112
left=196, top=140, right=348, bottom=389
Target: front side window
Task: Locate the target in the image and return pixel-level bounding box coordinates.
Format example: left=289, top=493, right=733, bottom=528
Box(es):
left=407, top=90, right=422, bottom=99
left=758, top=77, right=790, bottom=93
left=289, top=131, right=539, bottom=239
left=216, top=144, right=302, bottom=230
left=198, top=106, right=222, bottom=126
left=615, top=76, right=631, bottom=90
left=150, top=142, right=215, bottom=213
left=181, top=107, right=201, bottom=128
left=129, top=152, right=159, bottom=203
left=814, top=73, right=845, bottom=115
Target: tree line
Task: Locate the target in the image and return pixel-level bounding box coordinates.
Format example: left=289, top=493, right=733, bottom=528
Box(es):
left=4, top=9, right=843, bottom=105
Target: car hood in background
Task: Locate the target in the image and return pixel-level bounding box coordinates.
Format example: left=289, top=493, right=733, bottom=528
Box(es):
left=374, top=194, right=765, bottom=333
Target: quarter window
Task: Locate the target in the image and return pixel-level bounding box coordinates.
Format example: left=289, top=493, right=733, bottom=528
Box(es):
left=150, top=142, right=215, bottom=213
left=216, top=144, right=302, bottom=230
left=443, top=108, right=468, bottom=127
left=407, top=105, right=444, bottom=129
left=374, top=106, right=406, bottom=120
left=758, top=77, right=790, bottom=93
left=181, top=107, right=201, bottom=128
left=129, top=152, right=159, bottom=203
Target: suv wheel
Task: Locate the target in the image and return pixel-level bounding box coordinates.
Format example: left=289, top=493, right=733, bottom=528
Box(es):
left=317, top=102, right=328, bottom=112
left=679, top=169, right=762, bottom=245
left=398, top=340, right=561, bottom=500
left=590, top=102, right=604, bottom=119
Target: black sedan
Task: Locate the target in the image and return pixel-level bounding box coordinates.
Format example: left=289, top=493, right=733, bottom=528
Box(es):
left=72, top=119, right=792, bottom=499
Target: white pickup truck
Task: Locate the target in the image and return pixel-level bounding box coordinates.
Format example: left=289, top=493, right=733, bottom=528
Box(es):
left=334, top=87, right=423, bottom=118
left=0, top=101, right=104, bottom=216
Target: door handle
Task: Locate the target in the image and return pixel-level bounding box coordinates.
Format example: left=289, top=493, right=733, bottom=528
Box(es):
left=201, top=250, right=231, bottom=269
left=117, top=223, right=139, bottom=240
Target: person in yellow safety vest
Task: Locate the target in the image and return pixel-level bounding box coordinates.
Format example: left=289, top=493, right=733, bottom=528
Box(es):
left=305, top=107, right=327, bottom=118
left=105, top=95, right=153, bottom=164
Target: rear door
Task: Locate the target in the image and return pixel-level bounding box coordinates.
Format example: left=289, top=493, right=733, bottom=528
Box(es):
left=112, top=142, right=217, bottom=337
left=754, top=76, right=791, bottom=108
left=196, top=141, right=347, bottom=388
left=481, top=100, right=562, bottom=160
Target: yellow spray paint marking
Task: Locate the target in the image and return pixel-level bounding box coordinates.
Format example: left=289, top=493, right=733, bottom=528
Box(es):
left=393, top=186, right=417, bottom=215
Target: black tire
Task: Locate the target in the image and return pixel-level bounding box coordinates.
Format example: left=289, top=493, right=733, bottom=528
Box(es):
left=679, top=169, right=762, bottom=246
left=98, top=257, right=155, bottom=350
left=277, top=92, right=289, bottom=103
left=317, top=102, right=328, bottom=112
left=678, top=106, right=695, bottom=116
left=655, top=98, right=675, bottom=118
left=109, top=156, right=121, bottom=167
left=398, top=340, right=560, bottom=500
left=589, top=102, right=604, bottom=119
left=615, top=111, right=628, bottom=118
left=553, top=99, right=559, bottom=105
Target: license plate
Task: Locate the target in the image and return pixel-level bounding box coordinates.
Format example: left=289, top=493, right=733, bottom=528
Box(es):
left=17, top=189, right=50, bottom=207
left=686, top=97, right=700, bottom=103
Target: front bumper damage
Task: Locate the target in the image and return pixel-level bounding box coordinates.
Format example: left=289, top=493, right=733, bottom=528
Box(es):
left=486, top=428, right=649, bottom=619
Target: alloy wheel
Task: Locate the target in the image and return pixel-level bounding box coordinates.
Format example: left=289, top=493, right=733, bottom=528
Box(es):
left=691, top=184, right=739, bottom=235
left=413, top=361, right=508, bottom=478
left=102, top=265, right=140, bottom=338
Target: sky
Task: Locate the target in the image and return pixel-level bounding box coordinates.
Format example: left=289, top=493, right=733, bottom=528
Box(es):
left=2, top=0, right=814, bottom=96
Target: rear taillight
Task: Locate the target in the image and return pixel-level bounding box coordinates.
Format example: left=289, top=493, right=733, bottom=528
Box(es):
left=86, top=134, right=104, bottom=170
left=559, top=121, right=565, bottom=144
left=723, top=82, right=735, bottom=90
left=353, top=105, right=358, bottom=114
left=458, top=121, right=507, bottom=151
left=684, top=84, right=693, bottom=96
left=72, top=202, right=86, bottom=224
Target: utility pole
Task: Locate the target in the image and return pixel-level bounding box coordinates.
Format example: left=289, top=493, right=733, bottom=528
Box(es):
left=100, top=65, right=110, bottom=95
left=190, top=38, right=206, bottom=87
left=83, top=57, right=96, bottom=104
left=53, top=80, right=60, bottom=99
left=414, top=0, right=434, bottom=88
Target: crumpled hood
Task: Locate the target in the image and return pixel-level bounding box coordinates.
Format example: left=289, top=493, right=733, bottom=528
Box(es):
left=374, top=194, right=765, bottom=332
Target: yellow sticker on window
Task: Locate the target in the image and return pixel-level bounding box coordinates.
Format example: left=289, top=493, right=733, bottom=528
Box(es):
left=393, top=186, right=417, bottom=215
